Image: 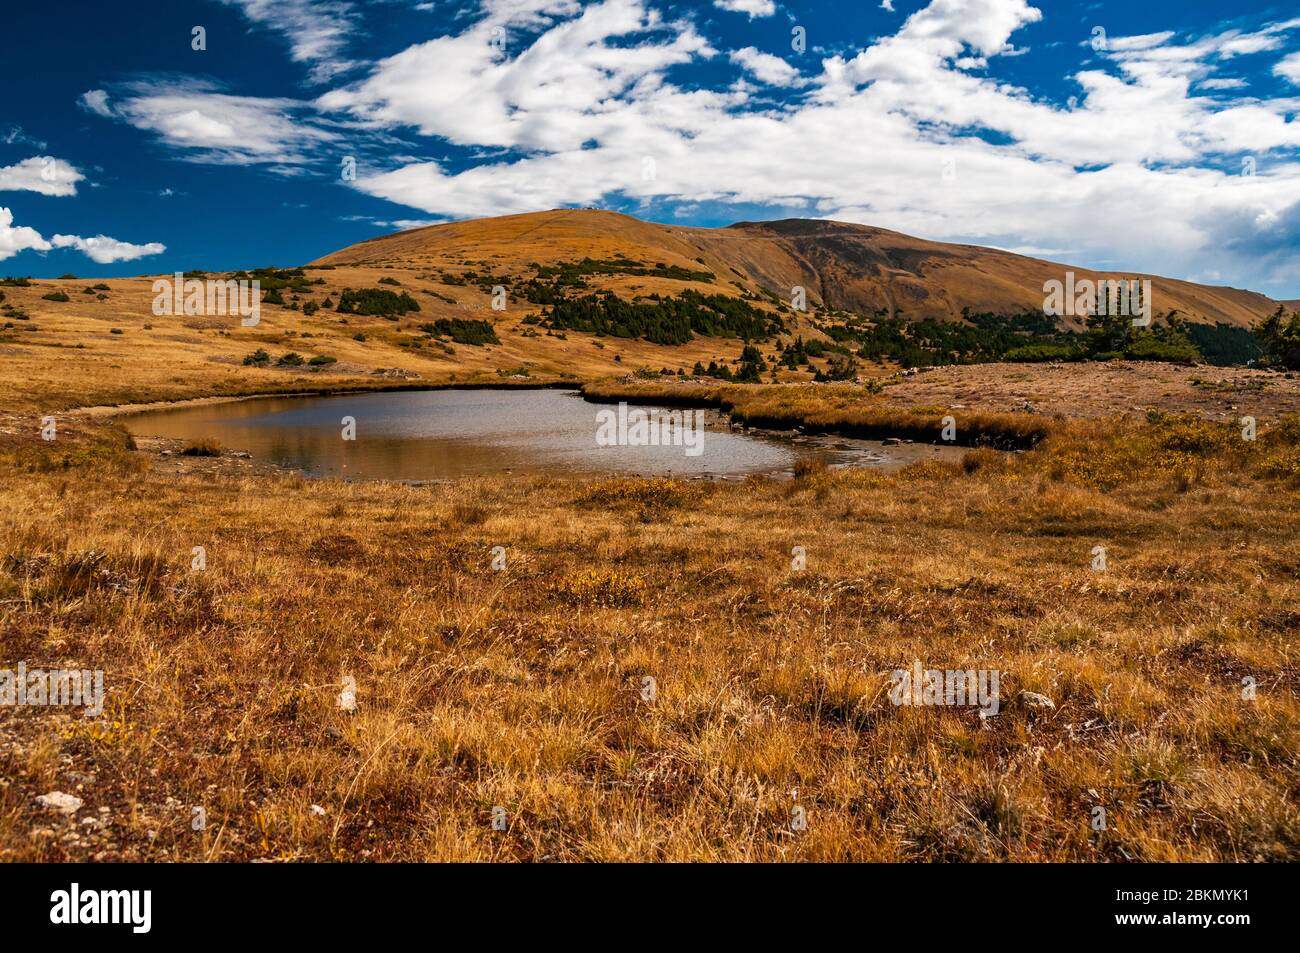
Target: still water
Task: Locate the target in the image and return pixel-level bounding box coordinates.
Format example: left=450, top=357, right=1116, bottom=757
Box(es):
left=122, top=388, right=963, bottom=481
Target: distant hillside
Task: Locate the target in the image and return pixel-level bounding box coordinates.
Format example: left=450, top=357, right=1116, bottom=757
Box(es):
left=315, top=209, right=1281, bottom=329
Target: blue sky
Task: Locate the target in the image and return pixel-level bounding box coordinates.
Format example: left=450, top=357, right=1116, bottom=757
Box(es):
left=2, top=0, right=1299, bottom=297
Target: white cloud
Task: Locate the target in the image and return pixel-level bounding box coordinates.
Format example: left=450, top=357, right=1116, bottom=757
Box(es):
left=322, top=0, right=1300, bottom=291
left=0, top=208, right=164, bottom=265
left=50, top=234, right=166, bottom=264
left=729, top=47, right=803, bottom=86
left=218, top=0, right=360, bottom=82
left=880, top=0, right=895, bottom=11
left=1277, top=52, right=1300, bottom=84
left=78, top=89, right=114, bottom=118
left=0, top=157, right=85, bottom=197
left=1198, top=77, right=1247, bottom=90
left=80, top=81, right=340, bottom=167
left=1, top=126, right=47, bottom=150
left=318, top=0, right=714, bottom=152
left=713, top=0, right=775, bottom=17
left=380, top=218, right=443, bottom=230
left=0, top=207, right=52, bottom=261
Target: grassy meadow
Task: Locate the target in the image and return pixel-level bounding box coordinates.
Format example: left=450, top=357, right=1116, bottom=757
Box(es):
left=0, top=399, right=1297, bottom=861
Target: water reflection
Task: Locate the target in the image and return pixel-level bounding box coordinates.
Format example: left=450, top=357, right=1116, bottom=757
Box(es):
left=123, top=388, right=965, bottom=481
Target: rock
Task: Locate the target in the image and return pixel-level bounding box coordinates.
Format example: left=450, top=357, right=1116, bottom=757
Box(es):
left=1020, top=691, right=1056, bottom=710
left=882, top=437, right=902, bottom=446
left=310, top=804, right=327, bottom=816
left=36, top=791, right=83, bottom=815
left=337, top=685, right=357, bottom=712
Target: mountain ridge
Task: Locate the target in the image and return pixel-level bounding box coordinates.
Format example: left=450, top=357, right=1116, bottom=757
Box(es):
left=314, top=209, right=1279, bottom=329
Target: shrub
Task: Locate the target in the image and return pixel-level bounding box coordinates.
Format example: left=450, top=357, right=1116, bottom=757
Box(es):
left=1254, top=305, right=1300, bottom=369
left=277, top=352, right=305, bottom=366
left=1004, top=343, right=1080, bottom=362
left=337, top=288, right=420, bottom=317
left=41, top=291, right=70, bottom=302
left=302, top=300, right=319, bottom=316
left=110, top=328, right=123, bottom=335
left=418, top=318, right=499, bottom=346
left=1124, top=334, right=1200, bottom=364
left=180, top=439, right=222, bottom=457
left=242, top=349, right=270, bottom=366
left=308, top=355, right=337, bottom=367
left=378, top=277, right=401, bottom=286
left=543, top=289, right=780, bottom=344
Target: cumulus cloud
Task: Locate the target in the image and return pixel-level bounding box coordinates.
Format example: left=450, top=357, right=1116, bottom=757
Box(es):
left=0, top=157, right=85, bottom=197
left=714, top=0, right=775, bottom=17
left=0, top=207, right=52, bottom=261
left=1277, top=51, right=1300, bottom=84
left=50, top=234, right=167, bottom=264
left=0, top=208, right=164, bottom=264
left=318, top=0, right=714, bottom=152
left=730, top=47, right=804, bottom=86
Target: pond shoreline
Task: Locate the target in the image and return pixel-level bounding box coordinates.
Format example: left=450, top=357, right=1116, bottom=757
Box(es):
left=74, top=378, right=1043, bottom=453
left=116, top=387, right=973, bottom=483
left=74, top=379, right=582, bottom=418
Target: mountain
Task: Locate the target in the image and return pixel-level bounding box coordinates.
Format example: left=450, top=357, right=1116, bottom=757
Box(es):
left=315, top=209, right=1279, bottom=329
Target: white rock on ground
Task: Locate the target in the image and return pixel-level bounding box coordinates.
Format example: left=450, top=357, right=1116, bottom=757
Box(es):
left=36, top=791, right=83, bottom=814
left=1020, top=691, right=1056, bottom=709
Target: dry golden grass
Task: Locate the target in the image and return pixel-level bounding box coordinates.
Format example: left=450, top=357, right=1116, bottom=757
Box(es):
left=0, top=267, right=777, bottom=413
left=582, top=380, right=1054, bottom=447
left=0, top=409, right=1296, bottom=861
